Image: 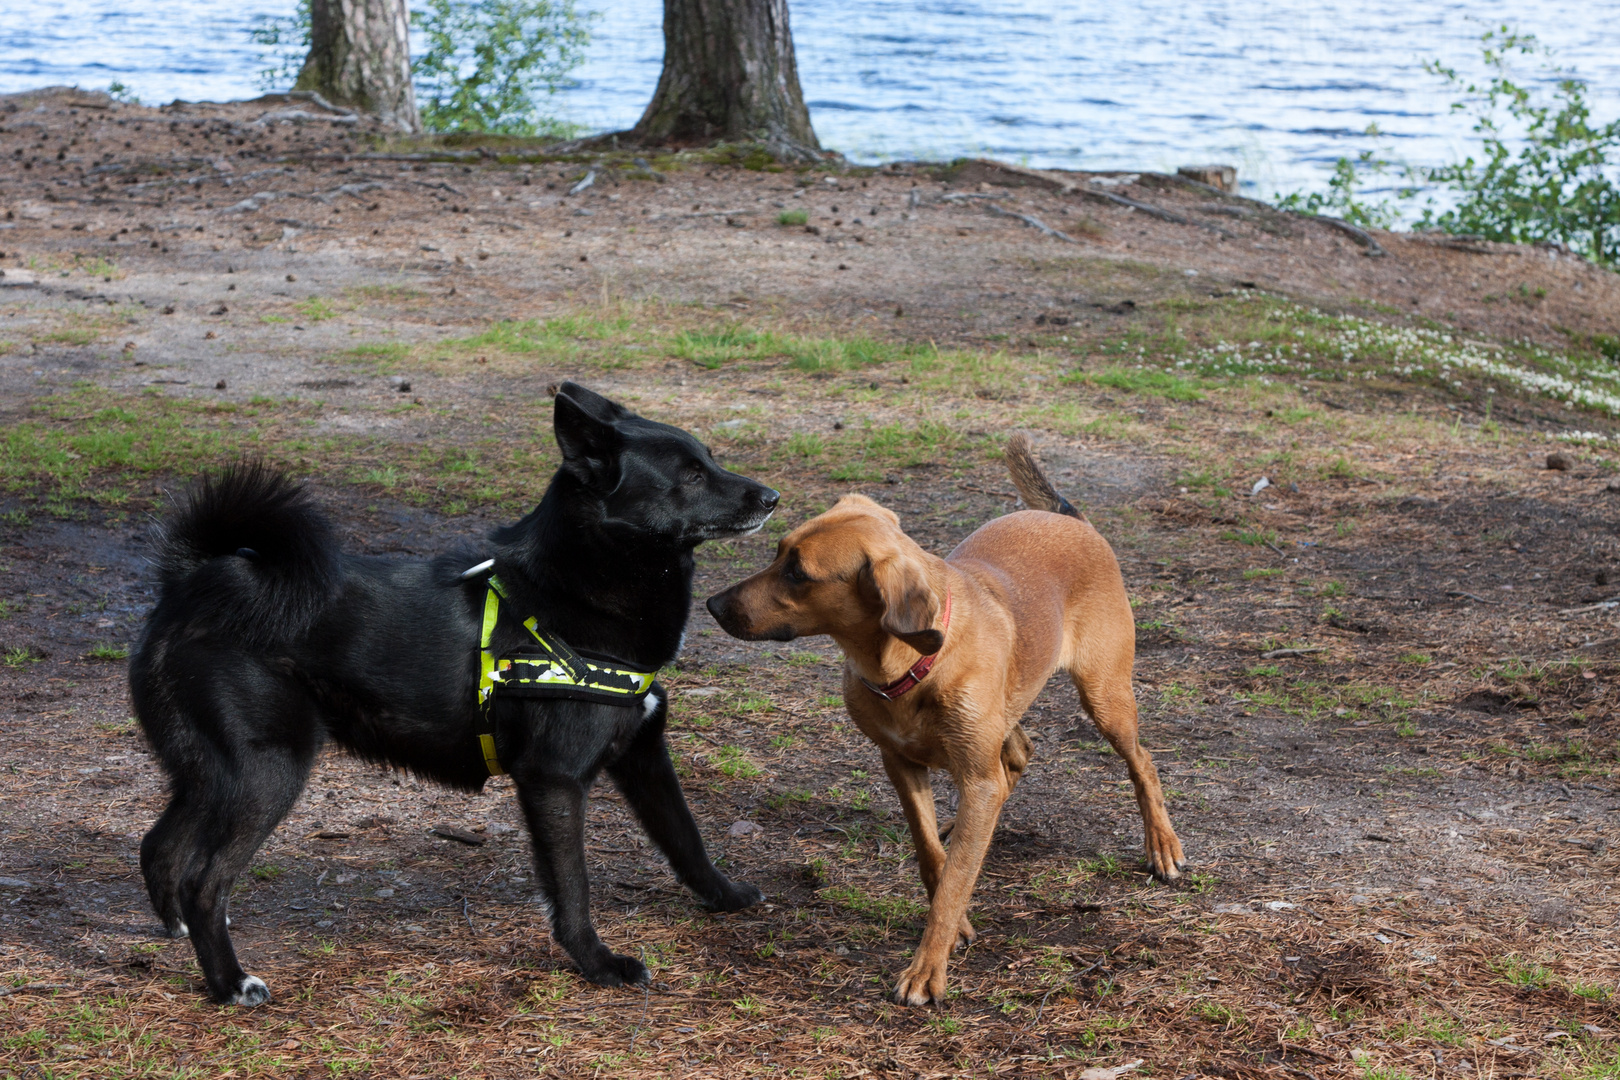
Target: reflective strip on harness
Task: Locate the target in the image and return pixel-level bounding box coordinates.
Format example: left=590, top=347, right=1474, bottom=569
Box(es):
left=473, top=572, right=656, bottom=776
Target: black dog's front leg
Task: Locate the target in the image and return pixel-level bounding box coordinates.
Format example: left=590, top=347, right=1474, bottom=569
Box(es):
left=607, top=699, right=764, bottom=912
left=513, top=776, right=649, bottom=987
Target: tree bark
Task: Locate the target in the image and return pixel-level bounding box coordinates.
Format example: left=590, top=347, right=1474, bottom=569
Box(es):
left=295, top=0, right=420, bottom=133
left=630, top=0, right=820, bottom=160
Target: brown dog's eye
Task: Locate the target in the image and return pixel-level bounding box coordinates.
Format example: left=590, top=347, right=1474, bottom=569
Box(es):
left=783, top=563, right=810, bottom=585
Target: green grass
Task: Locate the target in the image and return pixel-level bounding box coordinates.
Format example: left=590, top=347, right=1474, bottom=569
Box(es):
left=1238, top=678, right=1418, bottom=726
left=712, top=745, right=763, bottom=780
left=674, top=324, right=771, bottom=369
left=85, top=643, right=128, bottom=661
left=1243, top=567, right=1285, bottom=580
left=1223, top=527, right=1279, bottom=548
left=1489, top=954, right=1553, bottom=990
left=4, top=646, right=43, bottom=667
left=820, top=884, right=928, bottom=929
left=1071, top=367, right=1206, bottom=401
left=777, top=208, right=809, bottom=226
left=295, top=297, right=338, bottom=322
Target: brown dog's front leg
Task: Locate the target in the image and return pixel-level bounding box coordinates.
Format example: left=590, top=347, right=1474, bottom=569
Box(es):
left=879, top=750, right=974, bottom=948
left=892, top=772, right=1005, bottom=1006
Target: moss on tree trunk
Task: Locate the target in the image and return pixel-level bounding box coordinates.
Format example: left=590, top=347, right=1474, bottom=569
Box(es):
left=296, top=0, right=421, bottom=132
left=630, top=0, right=820, bottom=160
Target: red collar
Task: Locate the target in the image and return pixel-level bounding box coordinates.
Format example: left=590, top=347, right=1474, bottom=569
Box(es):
left=861, top=591, right=952, bottom=701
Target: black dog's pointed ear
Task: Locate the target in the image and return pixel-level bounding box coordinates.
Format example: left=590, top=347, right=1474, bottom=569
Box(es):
left=554, top=390, right=623, bottom=485
left=557, top=381, right=630, bottom=423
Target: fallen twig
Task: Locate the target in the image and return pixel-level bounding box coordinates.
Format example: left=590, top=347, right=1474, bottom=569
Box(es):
left=984, top=202, right=1078, bottom=243
left=649, top=208, right=757, bottom=220
left=1446, top=590, right=1499, bottom=605
left=1260, top=647, right=1326, bottom=660
left=958, top=483, right=1018, bottom=499
left=0, top=983, right=71, bottom=997
left=1298, top=212, right=1387, bottom=256
left=1557, top=597, right=1619, bottom=616
left=1077, top=186, right=1234, bottom=237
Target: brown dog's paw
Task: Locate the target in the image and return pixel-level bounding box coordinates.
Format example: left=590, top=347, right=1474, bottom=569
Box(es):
left=1145, top=834, right=1188, bottom=883
left=955, top=915, right=976, bottom=950
left=892, top=957, right=948, bottom=1006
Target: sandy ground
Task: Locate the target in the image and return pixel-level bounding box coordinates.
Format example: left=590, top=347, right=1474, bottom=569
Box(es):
left=1, top=86, right=1618, bottom=1079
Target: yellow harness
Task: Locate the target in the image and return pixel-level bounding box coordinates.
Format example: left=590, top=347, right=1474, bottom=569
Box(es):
left=474, top=574, right=656, bottom=776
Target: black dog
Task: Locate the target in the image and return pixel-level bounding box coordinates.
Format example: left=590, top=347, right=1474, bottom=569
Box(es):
left=130, top=382, right=778, bottom=1005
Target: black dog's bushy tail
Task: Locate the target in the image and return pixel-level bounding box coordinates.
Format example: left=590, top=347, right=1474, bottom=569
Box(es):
left=1004, top=433, right=1083, bottom=520
left=153, top=462, right=341, bottom=646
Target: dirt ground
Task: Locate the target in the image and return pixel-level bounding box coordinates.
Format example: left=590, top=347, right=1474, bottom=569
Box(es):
left=1, top=87, right=1618, bottom=1079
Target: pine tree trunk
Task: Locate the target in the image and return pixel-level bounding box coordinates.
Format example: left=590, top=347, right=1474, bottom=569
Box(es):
left=295, top=0, right=420, bottom=133
left=630, top=0, right=820, bottom=160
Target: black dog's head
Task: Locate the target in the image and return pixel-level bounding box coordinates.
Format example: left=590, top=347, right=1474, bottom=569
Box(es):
left=552, top=381, right=779, bottom=546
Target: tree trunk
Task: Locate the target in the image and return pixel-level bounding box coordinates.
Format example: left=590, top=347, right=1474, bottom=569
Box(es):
left=630, top=0, right=820, bottom=160
left=295, top=0, right=420, bottom=133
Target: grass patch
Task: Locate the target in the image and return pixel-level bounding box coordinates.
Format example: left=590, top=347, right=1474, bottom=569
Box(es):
left=777, top=208, right=809, bottom=226
left=1071, top=367, right=1206, bottom=401
left=821, top=884, right=927, bottom=929
left=295, top=297, right=339, bottom=323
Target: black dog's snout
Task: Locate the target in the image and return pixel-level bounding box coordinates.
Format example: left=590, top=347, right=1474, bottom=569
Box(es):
left=757, top=488, right=781, bottom=511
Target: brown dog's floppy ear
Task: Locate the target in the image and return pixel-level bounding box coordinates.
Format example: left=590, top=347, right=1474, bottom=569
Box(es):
left=869, top=555, right=943, bottom=655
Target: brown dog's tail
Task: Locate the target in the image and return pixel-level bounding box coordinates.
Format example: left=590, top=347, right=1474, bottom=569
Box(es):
left=1004, top=433, right=1083, bottom=519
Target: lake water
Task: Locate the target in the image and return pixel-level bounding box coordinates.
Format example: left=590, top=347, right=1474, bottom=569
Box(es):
left=1, top=0, right=1616, bottom=199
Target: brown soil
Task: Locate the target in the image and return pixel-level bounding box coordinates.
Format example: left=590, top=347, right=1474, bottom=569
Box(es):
left=1, top=87, right=1618, bottom=1079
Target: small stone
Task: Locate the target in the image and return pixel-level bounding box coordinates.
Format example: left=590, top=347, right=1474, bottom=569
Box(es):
left=374, top=888, right=395, bottom=898
left=215, top=380, right=227, bottom=390
left=1607, top=479, right=1620, bottom=493
left=486, top=822, right=518, bottom=836
left=1546, top=451, right=1573, bottom=471
left=286, top=274, right=296, bottom=282
left=0, top=877, right=33, bottom=889
left=727, top=820, right=763, bottom=838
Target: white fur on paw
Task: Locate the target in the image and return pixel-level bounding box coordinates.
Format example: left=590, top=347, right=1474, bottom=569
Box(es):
left=641, top=691, right=661, bottom=719
left=231, top=975, right=270, bottom=1006
left=171, top=920, right=189, bottom=939
left=225, top=915, right=231, bottom=926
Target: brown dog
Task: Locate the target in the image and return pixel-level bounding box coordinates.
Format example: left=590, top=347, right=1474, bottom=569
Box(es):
left=706, top=435, right=1184, bottom=1005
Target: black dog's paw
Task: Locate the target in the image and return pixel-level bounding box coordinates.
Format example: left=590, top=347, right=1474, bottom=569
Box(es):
left=227, top=975, right=272, bottom=1007
left=578, top=950, right=650, bottom=988
left=706, top=879, right=765, bottom=912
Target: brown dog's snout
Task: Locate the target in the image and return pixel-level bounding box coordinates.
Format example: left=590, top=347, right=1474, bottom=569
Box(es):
left=706, top=581, right=797, bottom=642
left=704, top=588, right=739, bottom=630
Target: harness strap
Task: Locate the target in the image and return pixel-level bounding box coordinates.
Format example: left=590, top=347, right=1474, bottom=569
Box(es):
left=474, top=571, right=657, bottom=776
left=861, top=590, right=953, bottom=701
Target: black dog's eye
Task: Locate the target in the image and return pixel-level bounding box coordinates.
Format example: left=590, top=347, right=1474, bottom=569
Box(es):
left=783, top=563, right=810, bottom=585
left=682, top=462, right=704, bottom=484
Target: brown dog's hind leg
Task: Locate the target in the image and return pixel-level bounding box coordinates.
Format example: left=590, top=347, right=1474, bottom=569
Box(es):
left=1073, top=676, right=1186, bottom=882
left=1002, top=723, right=1032, bottom=792
left=880, top=749, right=974, bottom=948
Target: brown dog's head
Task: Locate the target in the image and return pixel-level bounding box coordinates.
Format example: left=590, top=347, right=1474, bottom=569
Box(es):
left=705, top=494, right=944, bottom=654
